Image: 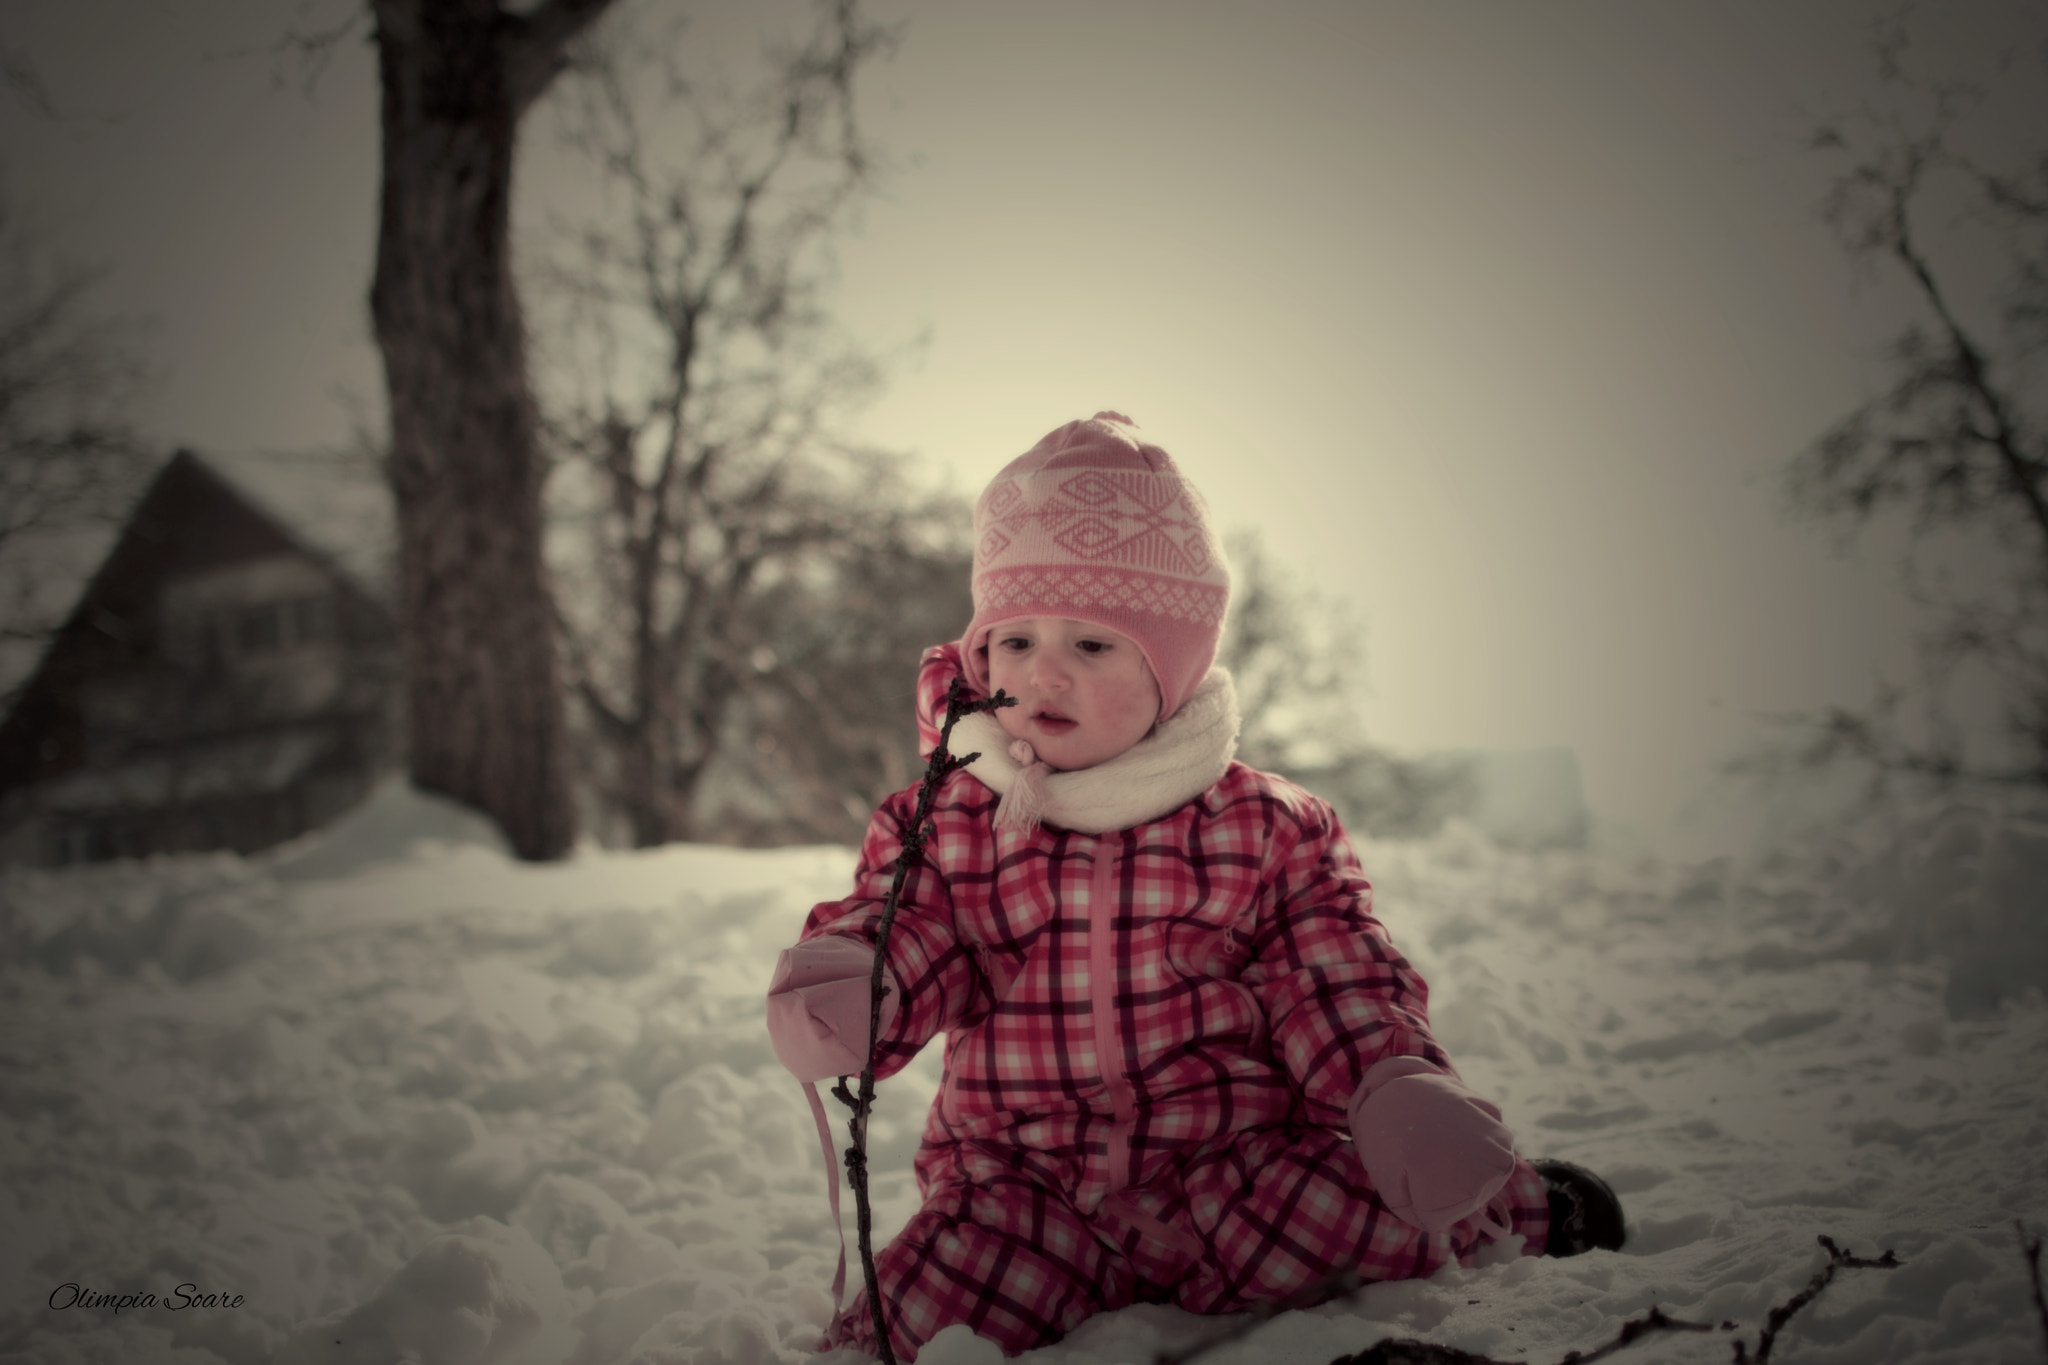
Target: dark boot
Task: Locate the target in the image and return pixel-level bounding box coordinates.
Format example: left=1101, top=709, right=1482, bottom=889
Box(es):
left=1533, top=1159, right=1625, bottom=1256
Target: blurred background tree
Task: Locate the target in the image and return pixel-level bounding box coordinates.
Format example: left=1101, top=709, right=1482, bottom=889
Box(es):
left=6, top=0, right=1475, bottom=855
left=1217, top=530, right=1471, bottom=840
left=1777, top=14, right=2048, bottom=795
left=0, top=187, right=150, bottom=716
left=366, top=0, right=620, bottom=862
left=531, top=0, right=977, bottom=847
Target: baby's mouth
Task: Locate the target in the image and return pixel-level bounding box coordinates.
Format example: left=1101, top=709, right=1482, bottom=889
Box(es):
left=1032, top=708, right=1077, bottom=733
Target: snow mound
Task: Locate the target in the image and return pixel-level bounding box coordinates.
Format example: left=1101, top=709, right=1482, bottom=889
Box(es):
left=274, top=1218, right=575, bottom=1365
left=1846, top=798, right=2048, bottom=1019
left=267, top=776, right=512, bottom=881
left=1723, top=792, right=2048, bottom=1019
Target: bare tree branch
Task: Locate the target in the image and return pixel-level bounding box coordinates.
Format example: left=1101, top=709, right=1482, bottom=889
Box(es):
left=505, top=0, right=618, bottom=114
left=1882, top=178, right=2048, bottom=570
left=535, top=0, right=946, bottom=848
left=0, top=37, right=59, bottom=118
left=0, top=191, right=150, bottom=715
left=2021, top=1220, right=2048, bottom=1362
left=1772, top=14, right=2048, bottom=791
left=262, top=2, right=372, bottom=95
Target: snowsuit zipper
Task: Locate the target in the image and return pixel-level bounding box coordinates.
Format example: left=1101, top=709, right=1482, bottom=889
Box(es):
left=1089, top=833, right=1136, bottom=1197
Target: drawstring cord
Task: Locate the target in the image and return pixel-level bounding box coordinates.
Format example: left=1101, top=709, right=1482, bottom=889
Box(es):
left=801, top=1081, right=849, bottom=1307
left=994, top=739, right=1052, bottom=829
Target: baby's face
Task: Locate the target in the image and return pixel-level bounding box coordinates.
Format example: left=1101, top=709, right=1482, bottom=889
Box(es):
left=985, top=617, right=1161, bottom=772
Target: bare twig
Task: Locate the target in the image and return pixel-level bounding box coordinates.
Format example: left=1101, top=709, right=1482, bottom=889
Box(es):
left=2020, top=1220, right=2048, bottom=1362
left=1561, top=1308, right=1724, bottom=1363
left=1331, top=1342, right=1514, bottom=1365
left=1733, top=1235, right=1901, bottom=1364
left=263, top=5, right=370, bottom=96
left=1159, top=1264, right=1727, bottom=1365
left=1157, top=1232, right=1898, bottom=1365
left=830, top=677, right=1013, bottom=1365
left=1318, top=1306, right=1724, bottom=1365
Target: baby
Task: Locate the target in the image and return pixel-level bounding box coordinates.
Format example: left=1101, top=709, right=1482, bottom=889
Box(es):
left=767, top=413, right=1622, bottom=1360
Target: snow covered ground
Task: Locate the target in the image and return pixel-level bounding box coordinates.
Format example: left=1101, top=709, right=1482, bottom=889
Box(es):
left=3, top=777, right=2045, bottom=1365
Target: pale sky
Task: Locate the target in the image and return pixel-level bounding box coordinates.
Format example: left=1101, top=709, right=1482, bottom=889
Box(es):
left=4, top=0, right=2042, bottom=840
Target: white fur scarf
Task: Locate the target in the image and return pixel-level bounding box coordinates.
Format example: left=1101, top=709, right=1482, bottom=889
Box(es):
left=948, top=667, right=1242, bottom=835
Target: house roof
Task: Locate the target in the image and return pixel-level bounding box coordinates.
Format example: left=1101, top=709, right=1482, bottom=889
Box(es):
left=0, top=449, right=394, bottom=804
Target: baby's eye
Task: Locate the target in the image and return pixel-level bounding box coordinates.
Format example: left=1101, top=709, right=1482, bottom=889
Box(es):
left=996, top=635, right=1031, bottom=652
left=1075, top=639, right=1110, bottom=655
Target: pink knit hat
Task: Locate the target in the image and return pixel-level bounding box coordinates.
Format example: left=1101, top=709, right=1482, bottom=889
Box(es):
left=959, top=412, right=1231, bottom=721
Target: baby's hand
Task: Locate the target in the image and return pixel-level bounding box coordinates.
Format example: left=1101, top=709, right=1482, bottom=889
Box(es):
left=765, top=936, right=899, bottom=1082
left=1347, top=1057, right=1518, bottom=1232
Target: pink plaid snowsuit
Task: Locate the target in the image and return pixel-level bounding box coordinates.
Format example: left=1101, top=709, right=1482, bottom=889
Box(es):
left=785, top=655, right=1549, bottom=1359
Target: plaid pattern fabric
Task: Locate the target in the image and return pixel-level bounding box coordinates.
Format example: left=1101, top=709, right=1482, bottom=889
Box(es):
left=799, top=757, right=1550, bottom=1357
left=825, top=1131, right=1552, bottom=1360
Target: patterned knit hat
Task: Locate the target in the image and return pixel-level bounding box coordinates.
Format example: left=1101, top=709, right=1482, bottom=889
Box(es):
left=960, top=412, right=1231, bottom=721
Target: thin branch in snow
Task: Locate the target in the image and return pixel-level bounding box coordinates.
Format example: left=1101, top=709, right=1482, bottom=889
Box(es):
left=1732, top=1236, right=1901, bottom=1364
left=830, top=675, right=1014, bottom=1365
left=2020, top=1220, right=2048, bottom=1362
left=1315, top=1305, right=1724, bottom=1365
left=1159, top=1232, right=1901, bottom=1365
left=1329, top=1341, right=1518, bottom=1364
left=1556, top=1307, right=1726, bottom=1364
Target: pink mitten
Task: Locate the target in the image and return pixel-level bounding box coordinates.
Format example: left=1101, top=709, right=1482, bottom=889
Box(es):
left=765, top=936, right=900, bottom=1082
left=1348, top=1056, right=1518, bottom=1232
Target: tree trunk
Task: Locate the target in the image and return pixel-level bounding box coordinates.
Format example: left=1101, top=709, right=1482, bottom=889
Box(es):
left=368, top=0, right=611, bottom=860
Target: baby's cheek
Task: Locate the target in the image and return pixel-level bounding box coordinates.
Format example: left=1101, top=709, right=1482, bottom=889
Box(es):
left=1113, top=685, right=1161, bottom=733
left=993, top=704, right=1032, bottom=745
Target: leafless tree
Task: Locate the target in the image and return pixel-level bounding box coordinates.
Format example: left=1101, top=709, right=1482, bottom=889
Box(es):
left=694, top=490, right=974, bottom=847
left=1782, top=14, right=2048, bottom=792
left=1219, top=530, right=1367, bottom=775
left=0, top=192, right=149, bottom=710
left=367, top=0, right=618, bottom=861
left=531, top=0, right=923, bottom=847
left=1217, top=531, right=1470, bottom=838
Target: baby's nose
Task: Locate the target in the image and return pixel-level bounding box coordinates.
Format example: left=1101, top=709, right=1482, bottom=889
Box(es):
left=1031, top=655, right=1071, bottom=687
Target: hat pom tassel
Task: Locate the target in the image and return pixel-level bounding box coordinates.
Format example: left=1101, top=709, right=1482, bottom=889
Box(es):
left=995, top=740, right=1052, bottom=830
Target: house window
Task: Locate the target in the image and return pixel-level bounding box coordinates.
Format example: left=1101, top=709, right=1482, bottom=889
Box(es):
left=162, top=612, right=220, bottom=665
left=289, top=595, right=335, bottom=644
left=237, top=605, right=284, bottom=652
left=232, top=596, right=334, bottom=654
left=44, top=816, right=138, bottom=866
left=45, top=822, right=89, bottom=867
